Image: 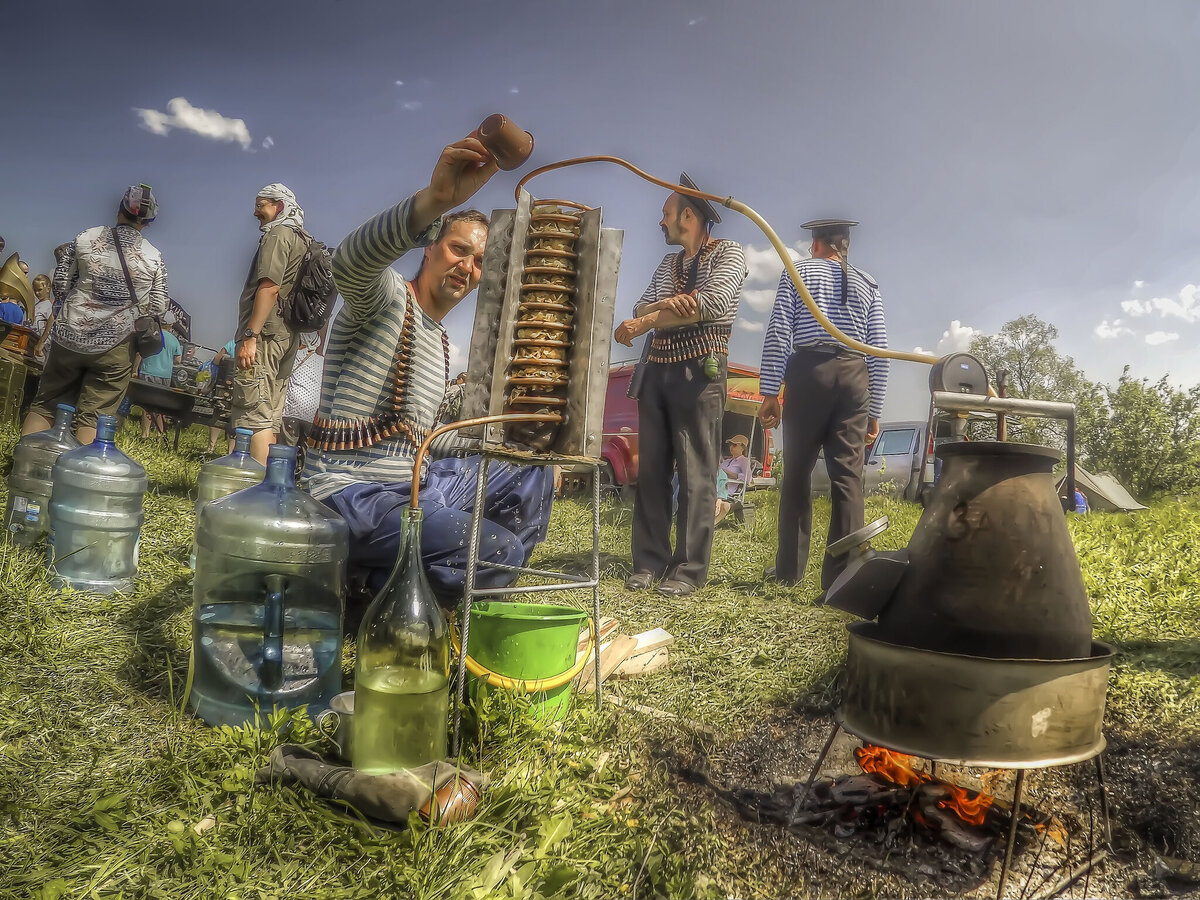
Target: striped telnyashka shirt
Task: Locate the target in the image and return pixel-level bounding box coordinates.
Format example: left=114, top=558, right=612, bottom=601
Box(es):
left=633, top=239, right=748, bottom=361
left=303, top=195, right=452, bottom=501
left=759, top=259, right=889, bottom=419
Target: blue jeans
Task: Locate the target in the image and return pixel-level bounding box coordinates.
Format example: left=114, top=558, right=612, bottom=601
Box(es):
left=323, top=456, right=555, bottom=600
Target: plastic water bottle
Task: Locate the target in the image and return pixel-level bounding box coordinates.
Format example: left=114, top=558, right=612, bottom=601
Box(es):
left=189, top=427, right=264, bottom=569
left=191, top=444, right=348, bottom=727
left=48, top=414, right=147, bottom=593
left=4, top=404, right=80, bottom=547
left=353, top=506, right=450, bottom=773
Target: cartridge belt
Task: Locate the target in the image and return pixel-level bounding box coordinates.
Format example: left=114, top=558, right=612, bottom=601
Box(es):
left=309, top=290, right=451, bottom=454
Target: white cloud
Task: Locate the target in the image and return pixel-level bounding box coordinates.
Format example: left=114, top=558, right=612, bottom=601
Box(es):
left=394, top=80, right=405, bottom=86
left=935, top=320, right=978, bottom=355
left=742, top=242, right=809, bottom=288
left=1134, top=280, right=1145, bottom=288
left=1145, top=331, right=1179, bottom=345
left=736, top=318, right=764, bottom=333
left=688, top=16, right=706, bottom=25
left=510, top=87, right=520, bottom=94
left=133, top=97, right=252, bottom=150
left=739, top=288, right=776, bottom=314
left=1120, top=284, right=1200, bottom=323
left=448, top=341, right=467, bottom=373
left=401, top=100, right=422, bottom=111
left=1094, top=318, right=1132, bottom=339
left=261, top=136, right=274, bottom=150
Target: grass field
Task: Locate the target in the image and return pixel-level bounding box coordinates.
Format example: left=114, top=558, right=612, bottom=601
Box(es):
left=1, top=423, right=1198, bottom=899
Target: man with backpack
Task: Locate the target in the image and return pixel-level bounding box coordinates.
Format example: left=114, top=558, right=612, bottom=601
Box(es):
left=230, top=183, right=316, bottom=463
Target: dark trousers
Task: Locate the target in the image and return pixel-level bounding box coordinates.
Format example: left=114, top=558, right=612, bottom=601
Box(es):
left=323, top=456, right=555, bottom=601
left=632, top=357, right=726, bottom=587
left=776, top=349, right=870, bottom=588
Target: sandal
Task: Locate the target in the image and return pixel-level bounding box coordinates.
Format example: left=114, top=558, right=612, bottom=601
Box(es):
left=624, top=571, right=656, bottom=591
left=655, top=579, right=696, bottom=597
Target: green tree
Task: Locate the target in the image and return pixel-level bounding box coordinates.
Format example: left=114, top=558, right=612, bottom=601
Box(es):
left=1079, top=368, right=1200, bottom=499
left=968, top=315, right=1099, bottom=446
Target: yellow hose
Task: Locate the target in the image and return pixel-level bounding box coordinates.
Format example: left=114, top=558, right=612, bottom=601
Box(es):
left=516, top=156, right=939, bottom=366
left=450, top=616, right=595, bottom=693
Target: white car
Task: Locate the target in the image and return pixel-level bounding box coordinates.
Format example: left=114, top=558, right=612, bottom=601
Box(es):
left=810, top=420, right=948, bottom=503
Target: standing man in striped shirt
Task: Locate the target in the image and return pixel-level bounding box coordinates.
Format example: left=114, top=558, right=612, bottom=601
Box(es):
left=306, top=135, right=554, bottom=610
left=614, top=174, right=748, bottom=597
left=758, top=218, right=888, bottom=589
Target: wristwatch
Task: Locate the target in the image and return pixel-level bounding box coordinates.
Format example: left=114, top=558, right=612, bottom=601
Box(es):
left=239, top=327, right=260, bottom=341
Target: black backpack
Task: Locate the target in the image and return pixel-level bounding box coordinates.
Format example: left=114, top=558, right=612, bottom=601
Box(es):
left=279, top=228, right=337, bottom=332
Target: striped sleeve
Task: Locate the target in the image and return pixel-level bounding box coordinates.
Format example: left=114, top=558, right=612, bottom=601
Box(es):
left=633, top=256, right=674, bottom=316
left=865, top=287, right=889, bottom=419
left=759, top=271, right=797, bottom=397
left=332, top=194, right=442, bottom=324
left=695, top=242, right=747, bottom=325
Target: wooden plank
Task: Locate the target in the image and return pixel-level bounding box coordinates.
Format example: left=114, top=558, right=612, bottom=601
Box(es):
left=576, top=617, right=620, bottom=652
left=578, top=634, right=639, bottom=692
left=613, top=646, right=670, bottom=679
left=627, top=627, right=673, bottom=655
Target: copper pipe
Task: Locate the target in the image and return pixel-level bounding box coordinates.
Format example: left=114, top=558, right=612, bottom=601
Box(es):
left=410, top=413, right=561, bottom=509
left=516, top=156, right=940, bottom=366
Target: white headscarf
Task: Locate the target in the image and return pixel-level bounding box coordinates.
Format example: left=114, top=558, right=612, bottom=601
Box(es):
left=257, top=183, right=305, bottom=234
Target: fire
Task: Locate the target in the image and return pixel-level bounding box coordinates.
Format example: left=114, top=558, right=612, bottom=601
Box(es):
left=854, top=745, right=994, bottom=826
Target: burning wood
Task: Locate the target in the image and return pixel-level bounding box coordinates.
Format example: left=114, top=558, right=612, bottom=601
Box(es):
left=855, top=744, right=995, bottom=826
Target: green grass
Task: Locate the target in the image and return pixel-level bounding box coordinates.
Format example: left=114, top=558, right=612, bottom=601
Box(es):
left=1, top=424, right=1197, bottom=899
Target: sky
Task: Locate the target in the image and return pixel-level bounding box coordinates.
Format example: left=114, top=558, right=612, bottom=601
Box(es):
left=4, top=0, right=1200, bottom=420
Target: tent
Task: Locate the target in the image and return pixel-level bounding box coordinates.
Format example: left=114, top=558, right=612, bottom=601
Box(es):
left=1056, top=464, right=1147, bottom=512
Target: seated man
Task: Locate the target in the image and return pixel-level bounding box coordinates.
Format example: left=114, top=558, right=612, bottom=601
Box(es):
left=304, top=134, right=554, bottom=608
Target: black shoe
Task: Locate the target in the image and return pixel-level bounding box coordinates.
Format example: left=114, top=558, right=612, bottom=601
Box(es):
left=624, top=571, right=656, bottom=591
left=655, top=578, right=696, bottom=597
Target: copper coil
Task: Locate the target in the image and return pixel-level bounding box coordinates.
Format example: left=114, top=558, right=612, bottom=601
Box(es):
left=512, top=336, right=572, bottom=349
left=515, top=320, right=572, bottom=334
left=507, top=395, right=568, bottom=408
left=527, top=238, right=578, bottom=253
left=532, top=198, right=592, bottom=212
left=524, top=247, right=578, bottom=261
left=528, top=212, right=582, bottom=226
left=519, top=300, right=575, bottom=313
left=512, top=354, right=568, bottom=367
left=520, top=281, right=575, bottom=294
left=509, top=375, right=570, bottom=388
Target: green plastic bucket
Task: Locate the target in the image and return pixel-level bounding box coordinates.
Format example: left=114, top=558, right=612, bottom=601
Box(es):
left=465, top=601, right=587, bottom=720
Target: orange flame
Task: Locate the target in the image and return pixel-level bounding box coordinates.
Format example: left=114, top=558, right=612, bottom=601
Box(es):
left=854, top=745, right=994, bottom=826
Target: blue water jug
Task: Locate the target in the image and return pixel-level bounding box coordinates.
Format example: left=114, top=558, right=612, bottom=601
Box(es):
left=48, top=414, right=147, bottom=593
left=191, top=444, right=349, bottom=727
left=5, top=404, right=81, bottom=547
left=189, top=427, right=265, bottom=569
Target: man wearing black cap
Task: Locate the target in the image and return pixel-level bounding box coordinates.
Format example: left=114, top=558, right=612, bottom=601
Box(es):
left=23, top=185, right=168, bottom=444
left=614, top=174, right=748, bottom=597
left=758, top=218, right=888, bottom=589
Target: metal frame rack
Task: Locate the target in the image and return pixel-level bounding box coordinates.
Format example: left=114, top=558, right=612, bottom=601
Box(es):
left=449, top=450, right=604, bottom=755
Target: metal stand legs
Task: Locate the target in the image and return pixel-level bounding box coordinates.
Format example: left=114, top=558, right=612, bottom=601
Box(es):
left=449, top=453, right=605, bottom=756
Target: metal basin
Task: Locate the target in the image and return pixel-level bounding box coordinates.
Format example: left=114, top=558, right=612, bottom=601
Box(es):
left=838, top=622, right=1113, bottom=768
left=127, top=378, right=197, bottom=416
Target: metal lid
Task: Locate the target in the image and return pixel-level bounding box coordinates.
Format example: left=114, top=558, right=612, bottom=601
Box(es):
left=936, top=440, right=1062, bottom=462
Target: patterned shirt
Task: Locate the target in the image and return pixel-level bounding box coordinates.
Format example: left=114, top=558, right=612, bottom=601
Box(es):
left=633, top=239, right=747, bottom=363
left=760, top=259, right=889, bottom=419
left=52, top=225, right=168, bottom=354
left=303, top=195, right=452, bottom=501
left=283, top=348, right=324, bottom=423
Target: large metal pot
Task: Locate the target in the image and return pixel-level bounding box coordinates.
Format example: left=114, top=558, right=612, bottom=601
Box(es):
left=878, top=441, right=1092, bottom=659
left=839, top=623, right=1113, bottom=768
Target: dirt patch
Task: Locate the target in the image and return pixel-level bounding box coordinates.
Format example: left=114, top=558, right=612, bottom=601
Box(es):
left=657, top=703, right=1200, bottom=899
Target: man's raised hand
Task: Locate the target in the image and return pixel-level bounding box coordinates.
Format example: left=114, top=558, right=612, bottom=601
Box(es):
left=412, top=137, right=500, bottom=232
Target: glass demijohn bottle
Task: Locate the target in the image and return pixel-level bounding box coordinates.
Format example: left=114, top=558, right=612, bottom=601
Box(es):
left=5, top=404, right=80, bottom=546
left=352, top=506, right=450, bottom=774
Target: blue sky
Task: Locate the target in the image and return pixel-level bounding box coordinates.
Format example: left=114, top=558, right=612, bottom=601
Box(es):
left=5, top=0, right=1200, bottom=418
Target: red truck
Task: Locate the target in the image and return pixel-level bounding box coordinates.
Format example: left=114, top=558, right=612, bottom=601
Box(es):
left=598, top=361, right=776, bottom=491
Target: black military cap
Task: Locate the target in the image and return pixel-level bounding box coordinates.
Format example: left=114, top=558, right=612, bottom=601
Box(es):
left=801, top=217, right=859, bottom=231
left=678, top=172, right=722, bottom=225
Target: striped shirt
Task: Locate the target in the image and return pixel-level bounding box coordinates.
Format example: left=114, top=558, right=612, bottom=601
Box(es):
left=303, top=195, right=452, bottom=500
left=760, top=259, right=889, bottom=418
left=633, top=239, right=747, bottom=361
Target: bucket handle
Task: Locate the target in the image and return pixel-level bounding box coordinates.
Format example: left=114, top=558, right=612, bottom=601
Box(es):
left=450, top=616, right=594, bottom=693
